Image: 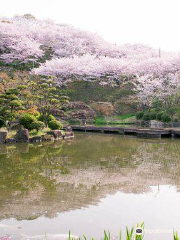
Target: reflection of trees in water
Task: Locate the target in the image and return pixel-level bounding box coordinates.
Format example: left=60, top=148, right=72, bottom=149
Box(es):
left=0, top=141, right=65, bottom=196
left=0, top=134, right=180, bottom=220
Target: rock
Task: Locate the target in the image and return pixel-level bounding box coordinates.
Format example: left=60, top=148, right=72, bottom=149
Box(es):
left=47, top=130, right=63, bottom=139
left=29, top=136, right=42, bottom=143
left=15, top=129, right=29, bottom=143
left=66, top=126, right=72, bottom=132
left=91, top=102, right=114, bottom=116
left=0, top=131, right=7, bottom=143
left=5, top=138, right=16, bottom=144
left=63, top=126, right=74, bottom=138
left=149, top=120, right=164, bottom=128
left=65, top=131, right=74, bottom=138
left=65, top=101, right=96, bottom=120
left=42, top=134, right=55, bottom=142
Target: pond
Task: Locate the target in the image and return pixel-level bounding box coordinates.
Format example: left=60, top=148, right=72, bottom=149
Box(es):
left=0, top=133, right=180, bottom=240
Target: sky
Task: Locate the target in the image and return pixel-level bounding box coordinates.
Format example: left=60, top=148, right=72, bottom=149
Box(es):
left=0, top=0, right=180, bottom=52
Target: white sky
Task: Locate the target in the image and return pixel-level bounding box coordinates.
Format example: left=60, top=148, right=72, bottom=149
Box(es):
left=0, top=0, right=180, bottom=52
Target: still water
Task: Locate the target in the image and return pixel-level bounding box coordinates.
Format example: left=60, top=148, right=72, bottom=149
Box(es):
left=0, top=133, right=180, bottom=240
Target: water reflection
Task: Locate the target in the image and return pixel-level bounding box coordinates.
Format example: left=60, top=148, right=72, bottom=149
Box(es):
left=0, top=133, right=180, bottom=239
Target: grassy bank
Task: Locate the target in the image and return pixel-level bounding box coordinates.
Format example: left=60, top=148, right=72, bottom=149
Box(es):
left=94, top=114, right=136, bottom=125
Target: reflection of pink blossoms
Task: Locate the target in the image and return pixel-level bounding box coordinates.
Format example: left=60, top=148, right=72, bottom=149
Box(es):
left=0, top=237, right=11, bottom=240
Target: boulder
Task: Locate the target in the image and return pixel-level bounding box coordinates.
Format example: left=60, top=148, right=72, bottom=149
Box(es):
left=149, top=120, right=164, bottom=128
left=15, top=129, right=29, bottom=143
left=65, top=102, right=96, bottom=120
left=65, top=131, right=74, bottom=138
left=0, top=131, right=7, bottom=143
left=66, top=126, right=72, bottom=132
left=47, top=130, right=63, bottom=139
left=5, top=138, right=16, bottom=144
left=91, top=102, right=114, bottom=116
left=30, top=136, right=42, bottom=143
left=42, top=134, right=55, bottom=142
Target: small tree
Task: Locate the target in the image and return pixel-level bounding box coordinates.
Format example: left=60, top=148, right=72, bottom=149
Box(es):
left=31, top=121, right=45, bottom=132
left=48, top=120, right=62, bottom=130
left=29, top=79, right=69, bottom=126
left=0, top=88, right=25, bottom=129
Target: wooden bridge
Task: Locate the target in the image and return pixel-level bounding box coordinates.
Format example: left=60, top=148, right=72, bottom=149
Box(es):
left=65, top=125, right=180, bottom=138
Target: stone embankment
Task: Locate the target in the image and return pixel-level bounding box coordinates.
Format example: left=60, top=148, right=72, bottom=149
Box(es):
left=0, top=127, right=74, bottom=144
left=68, top=125, right=180, bottom=138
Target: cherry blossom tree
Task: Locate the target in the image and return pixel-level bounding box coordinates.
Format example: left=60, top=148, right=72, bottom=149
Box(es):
left=1, top=15, right=180, bottom=106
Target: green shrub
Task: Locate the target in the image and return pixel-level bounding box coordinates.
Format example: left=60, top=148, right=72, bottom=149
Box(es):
left=68, top=119, right=82, bottom=125
left=38, top=114, right=56, bottom=124
left=161, top=114, right=171, bottom=123
left=142, top=113, right=150, bottom=121
left=149, top=112, right=156, bottom=120
left=136, top=111, right=144, bottom=120
left=168, top=107, right=177, bottom=116
left=48, top=120, right=63, bottom=130
left=156, top=111, right=164, bottom=121
left=31, top=121, right=45, bottom=132
left=19, top=113, right=37, bottom=130
left=173, top=117, right=179, bottom=123
left=93, top=117, right=106, bottom=125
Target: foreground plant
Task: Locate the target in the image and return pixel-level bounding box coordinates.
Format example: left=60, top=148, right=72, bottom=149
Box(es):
left=174, top=230, right=180, bottom=240
left=69, top=222, right=145, bottom=240
left=68, top=222, right=180, bottom=240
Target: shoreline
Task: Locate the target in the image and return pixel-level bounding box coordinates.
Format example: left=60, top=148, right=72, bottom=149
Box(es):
left=67, top=125, right=180, bottom=139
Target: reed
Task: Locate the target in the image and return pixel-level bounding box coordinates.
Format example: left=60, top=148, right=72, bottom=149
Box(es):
left=68, top=224, right=179, bottom=240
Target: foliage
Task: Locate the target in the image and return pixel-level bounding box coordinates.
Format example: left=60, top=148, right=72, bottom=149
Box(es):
left=142, top=113, right=150, bottom=121
left=136, top=111, right=144, bottom=120
left=48, top=120, right=63, bottom=130
left=136, top=109, right=174, bottom=123
left=156, top=111, right=164, bottom=121
left=68, top=222, right=146, bottom=240
left=161, top=113, right=171, bottom=123
left=149, top=112, right=156, bottom=120
left=0, top=86, right=26, bottom=128
left=173, top=117, right=179, bottom=123
left=31, top=120, right=45, bottom=132
left=68, top=119, right=82, bottom=125
left=174, top=230, right=180, bottom=240
left=29, top=79, right=68, bottom=126
left=94, top=117, right=106, bottom=125
left=38, top=114, right=56, bottom=124
left=19, top=113, right=37, bottom=130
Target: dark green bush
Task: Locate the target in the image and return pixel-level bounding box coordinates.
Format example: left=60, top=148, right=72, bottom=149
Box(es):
left=161, top=114, right=171, bottom=123
left=142, top=113, right=150, bottom=121
left=149, top=112, right=156, bottom=120
left=136, top=111, right=144, bottom=120
left=68, top=119, right=82, bottom=125
left=48, top=120, right=63, bottom=130
left=173, top=117, right=179, bottom=123
left=19, top=113, right=37, bottom=130
left=31, top=121, right=45, bottom=132
left=38, top=114, right=56, bottom=124
left=167, top=107, right=177, bottom=116
left=156, top=112, right=164, bottom=121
